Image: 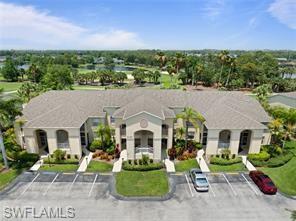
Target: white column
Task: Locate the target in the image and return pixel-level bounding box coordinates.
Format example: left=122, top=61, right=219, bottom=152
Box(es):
left=126, top=137, right=135, bottom=160
left=153, top=137, right=162, bottom=160
left=206, top=129, right=219, bottom=155
left=249, top=130, right=263, bottom=154
left=167, top=123, right=173, bottom=149
left=229, top=130, right=241, bottom=155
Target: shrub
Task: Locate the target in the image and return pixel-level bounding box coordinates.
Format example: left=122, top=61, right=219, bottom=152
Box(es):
left=188, top=140, right=202, bottom=150
left=149, top=159, right=153, bottom=164
left=14, top=151, right=39, bottom=167
left=128, top=160, right=132, bottom=164
left=175, top=139, right=185, bottom=148
left=220, top=148, right=231, bottom=159
left=53, top=149, right=66, bottom=161
left=138, top=159, right=143, bottom=165
left=248, top=151, right=270, bottom=161
left=122, top=161, right=163, bottom=171
left=142, top=155, right=149, bottom=165
left=168, top=148, right=177, bottom=160
left=210, top=156, right=242, bottom=165
left=106, top=147, right=115, bottom=155
left=249, top=151, right=294, bottom=167
left=43, top=156, right=79, bottom=164
left=261, top=145, right=282, bottom=157
left=232, top=154, right=236, bottom=159
left=90, top=139, right=102, bottom=152
left=67, top=154, right=71, bottom=159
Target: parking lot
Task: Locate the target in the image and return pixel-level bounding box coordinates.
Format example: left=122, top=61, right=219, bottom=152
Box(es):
left=2, top=171, right=110, bottom=201
left=0, top=171, right=295, bottom=221
left=175, top=172, right=263, bottom=199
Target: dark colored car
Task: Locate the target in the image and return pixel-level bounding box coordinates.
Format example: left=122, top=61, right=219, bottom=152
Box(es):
left=249, top=171, right=277, bottom=195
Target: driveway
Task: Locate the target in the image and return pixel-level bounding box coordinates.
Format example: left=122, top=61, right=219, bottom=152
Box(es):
left=0, top=171, right=295, bottom=221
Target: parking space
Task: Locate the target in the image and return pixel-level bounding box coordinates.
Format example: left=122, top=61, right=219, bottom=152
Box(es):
left=6, top=171, right=110, bottom=200
left=178, top=172, right=263, bottom=199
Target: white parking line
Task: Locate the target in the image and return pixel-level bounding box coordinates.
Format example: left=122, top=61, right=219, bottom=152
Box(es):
left=88, top=174, right=98, bottom=197
left=17, top=173, right=40, bottom=199
left=185, top=174, right=194, bottom=197
left=43, top=173, right=59, bottom=196
left=241, top=173, right=260, bottom=196
left=205, top=175, right=216, bottom=197
left=222, top=173, right=237, bottom=196
left=67, top=174, right=79, bottom=195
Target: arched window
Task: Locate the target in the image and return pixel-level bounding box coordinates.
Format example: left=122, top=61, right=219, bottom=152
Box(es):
left=56, top=130, right=69, bottom=148
left=218, top=130, right=231, bottom=148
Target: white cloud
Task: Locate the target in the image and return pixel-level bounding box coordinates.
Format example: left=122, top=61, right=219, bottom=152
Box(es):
left=202, top=0, right=225, bottom=19
left=268, top=0, right=296, bottom=29
left=0, top=2, right=145, bottom=49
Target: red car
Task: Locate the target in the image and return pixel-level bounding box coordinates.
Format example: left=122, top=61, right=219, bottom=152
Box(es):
left=249, top=171, right=277, bottom=195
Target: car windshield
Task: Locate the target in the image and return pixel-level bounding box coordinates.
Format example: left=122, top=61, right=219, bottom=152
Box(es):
left=196, top=178, right=207, bottom=184
left=266, top=182, right=274, bottom=187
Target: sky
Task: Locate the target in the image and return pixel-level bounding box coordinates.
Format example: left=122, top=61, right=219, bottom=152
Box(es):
left=0, top=0, right=295, bottom=50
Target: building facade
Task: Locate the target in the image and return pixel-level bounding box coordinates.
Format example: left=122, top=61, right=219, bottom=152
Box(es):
left=15, top=89, right=271, bottom=160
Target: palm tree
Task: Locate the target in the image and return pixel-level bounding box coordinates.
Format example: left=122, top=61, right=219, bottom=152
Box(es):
left=193, top=64, right=204, bottom=86
left=268, top=119, right=284, bottom=144
left=155, top=52, right=167, bottom=69
left=225, top=56, right=236, bottom=87
left=166, top=63, right=176, bottom=84
left=0, top=88, right=21, bottom=169
left=174, top=52, right=185, bottom=74
left=217, top=50, right=230, bottom=87
left=176, top=127, right=185, bottom=140
left=177, top=107, right=205, bottom=148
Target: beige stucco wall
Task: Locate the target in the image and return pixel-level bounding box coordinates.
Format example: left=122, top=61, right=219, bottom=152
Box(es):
left=205, top=128, right=267, bottom=156
left=23, top=127, right=82, bottom=158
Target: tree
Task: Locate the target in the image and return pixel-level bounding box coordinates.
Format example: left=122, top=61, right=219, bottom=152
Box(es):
left=1, top=58, right=19, bottom=82
left=253, top=84, right=272, bottom=110
left=27, top=64, right=43, bottom=83
left=104, top=56, right=115, bottom=70
left=193, top=64, right=204, bottom=86
left=132, top=69, right=146, bottom=85
left=173, top=52, right=185, bottom=74
left=166, top=63, right=176, bottom=84
left=113, top=72, right=127, bottom=84
left=0, top=88, right=21, bottom=169
left=155, top=51, right=167, bottom=69
left=17, top=82, right=45, bottom=103
left=225, top=56, right=236, bottom=87
left=176, top=127, right=185, bottom=140
left=151, top=70, right=161, bottom=84
left=96, top=124, right=115, bottom=150
left=42, top=65, right=74, bottom=90
left=217, top=50, right=230, bottom=87
left=177, top=107, right=205, bottom=148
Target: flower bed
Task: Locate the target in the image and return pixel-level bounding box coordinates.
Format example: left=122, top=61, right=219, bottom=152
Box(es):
left=92, top=150, right=115, bottom=161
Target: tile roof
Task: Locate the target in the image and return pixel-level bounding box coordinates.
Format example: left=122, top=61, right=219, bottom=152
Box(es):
left=22, top=89, right=271, bottom=129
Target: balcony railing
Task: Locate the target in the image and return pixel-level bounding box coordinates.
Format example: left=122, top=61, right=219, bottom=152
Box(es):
left=218, top=142, right=230, bottom=148
left=57, top=142, right=70, bottom=149
left=135, top=145, right=153, bottom=154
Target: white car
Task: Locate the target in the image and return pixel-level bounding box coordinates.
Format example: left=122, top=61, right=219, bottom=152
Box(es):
left=189, top=168, right=209, bottom=192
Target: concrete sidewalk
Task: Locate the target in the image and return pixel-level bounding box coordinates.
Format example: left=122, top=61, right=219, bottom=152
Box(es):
left=241, top=156, right=256, bottom=171
left=77, top=152, right=93, bottom=172
left=196, top=149, right=210, bottom=172
left=164, top=159, right=175, bottom=172
left=112, top=150, right=127, bottom=172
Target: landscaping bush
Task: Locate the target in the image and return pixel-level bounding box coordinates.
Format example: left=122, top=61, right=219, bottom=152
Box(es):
left=220, top=148, right=231, bottom=159
left=142, top=155, right=149, bottom=165
left=168, top=148, right=176, bottom=160
left=122, top=161, right=163, bottom=171
left=261, top=144, right=282, bottom=157
left=247, top=151, right=270, bottom=161
left=249, top=151, right=294, bottom=167
left=188, top=140, right=202, bottom=150
left=14, top=151, right=39, bottom=168
left=53, top=149, right=66, bottom=161
left=90, top=139, right=102, bottom=152
left=210, top=156, right=242, bottom=165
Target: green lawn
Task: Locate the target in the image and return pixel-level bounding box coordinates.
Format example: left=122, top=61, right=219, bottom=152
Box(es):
left=0, top=81, right=22, bottom=92
left=261, top=157, right=296, bottom=196
left=285, top=141, right=296, bottom=153
left=115, top=170, right=169, bottom=197
left=73, top=85, right=105, bottom=90
left=0, top=169, right=22, bottom=190
left=209, top=163, right=247, bottom=172
left=39, top=164, right=78, bottom=172
left=86, top=160, right=113, bottom=173
left=175, top=159, right=199, bottom=172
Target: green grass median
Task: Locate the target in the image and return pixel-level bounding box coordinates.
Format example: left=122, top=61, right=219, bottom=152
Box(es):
left=115, top=170, right=169, bottom=197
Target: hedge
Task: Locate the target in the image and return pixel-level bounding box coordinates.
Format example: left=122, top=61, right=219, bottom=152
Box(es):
left=43, top=157, right=79, bottom=165
left=249, top=151, right=294, bottom=168
left=210, top=157, right=242, bottom=165
left=247, top=151, right=270, bottom=161
left=122, top=161, right=163, bottom=171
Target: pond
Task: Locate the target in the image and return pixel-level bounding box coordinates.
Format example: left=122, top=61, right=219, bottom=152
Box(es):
left=83, top=65, right=137, bottom=72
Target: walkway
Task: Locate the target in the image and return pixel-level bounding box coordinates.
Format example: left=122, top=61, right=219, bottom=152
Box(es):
left=112, top=150, right=127, bottom=172
left=241, top=156, right=256, bottom=171
left=77, top=152, right=93, bottom=172
left=30, top=159, right=43, bottom=171
left=196, top=149, right=210, bottom=172
left=164, top=159, right=175, bottom=173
